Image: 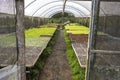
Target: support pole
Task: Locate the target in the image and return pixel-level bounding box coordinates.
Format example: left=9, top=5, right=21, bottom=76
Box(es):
left=86, top=0, right=100, bottom=80
left=16, top=0, right=26, bottom=80
left=62, top=0, right=67, bottom=16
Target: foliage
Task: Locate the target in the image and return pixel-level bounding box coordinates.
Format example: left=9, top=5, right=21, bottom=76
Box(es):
left=52, top=12, right=75, bottom=18
left=65, top=23, right=89, bottom=34
left=64, top=30, right=85, bottom=80
left=25, top=27, right=56, bottom=37
left=25, top=24, right=57, bottom=48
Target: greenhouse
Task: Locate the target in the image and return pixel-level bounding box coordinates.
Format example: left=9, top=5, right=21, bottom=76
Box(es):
left=0, top=0, right=120, bottom=80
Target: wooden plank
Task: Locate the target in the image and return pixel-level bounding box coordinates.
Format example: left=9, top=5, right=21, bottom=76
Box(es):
left=72, top=43, right=87, bottom=67
left=16, top=0, right=26, bottom=80
left=90, top=50, right=120, bottom=54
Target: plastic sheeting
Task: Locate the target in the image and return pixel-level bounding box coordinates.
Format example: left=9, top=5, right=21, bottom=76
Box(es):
left=25, top=0, right=91, bottom=18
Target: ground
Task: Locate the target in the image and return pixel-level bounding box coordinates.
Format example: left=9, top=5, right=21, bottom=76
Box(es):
left=39, top=29, right=72, bottom=80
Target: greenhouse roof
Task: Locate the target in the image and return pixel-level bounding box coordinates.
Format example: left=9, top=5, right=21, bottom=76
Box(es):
left=0, top=0, right=120, bottom=18
left=24, top=0, right=120, bottom=18
left=24, top=0, right=91, bottom=18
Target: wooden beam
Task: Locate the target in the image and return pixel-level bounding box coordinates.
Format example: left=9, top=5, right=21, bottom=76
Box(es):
left=16, top=0, right=26, bottom=80
left=86, top=0, right=100, bottom=80
left=90, top=50, right=120, bottom=54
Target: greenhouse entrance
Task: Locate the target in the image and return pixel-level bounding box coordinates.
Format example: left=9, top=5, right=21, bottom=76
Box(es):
left=0, top=0, right=120, bottom=80
left=38, top=29, right=72, bottom=80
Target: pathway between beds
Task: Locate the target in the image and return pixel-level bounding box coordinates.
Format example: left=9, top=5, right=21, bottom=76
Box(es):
left=39, top=29, right=72, bottom=80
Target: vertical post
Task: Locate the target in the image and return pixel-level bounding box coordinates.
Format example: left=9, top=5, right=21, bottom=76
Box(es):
left=16, top=0, right=26, bottom=80
left=86, top=0, right=100, bottom=80
left=104, top=15, right=107, bottom=33
left=82, top=18, right=84, bottom=25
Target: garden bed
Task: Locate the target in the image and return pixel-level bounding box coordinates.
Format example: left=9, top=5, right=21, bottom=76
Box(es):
left=0, top=47, right=17, bottom=66
left=26, top=27, right=58, bottom=80
left=72, top=43, right=87, bottom=67
left=0, top=24, right=57, bottom=67
left=69, top=33, right=88, bottom=43
left=64, top=30, right=85, bottom=80
left=65, top=23, right=88, bottom=67
left=25, top=24, right=57, bottom=67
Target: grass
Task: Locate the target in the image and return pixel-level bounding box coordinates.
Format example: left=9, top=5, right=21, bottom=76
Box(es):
left=65, top=23, right=89, bottom=34
left=64, top=30, right=85, bottom=80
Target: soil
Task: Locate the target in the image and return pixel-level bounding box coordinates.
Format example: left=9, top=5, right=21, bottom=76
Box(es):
left=39, top=29, right=72, bottom=80
left=0, top=47, right=17, bottom=66
left=40, top=35, right=52, bottom=37
left=0, top=46, right=43, bottom=67
left=25, top=47, right=43, bottom=67
left=72, top=43, right=87, bottom=67
left=68, top=33, right=88, bottom=43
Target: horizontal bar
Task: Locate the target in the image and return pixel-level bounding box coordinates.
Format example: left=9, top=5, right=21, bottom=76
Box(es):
left=90, top=50, right=120, bottom=54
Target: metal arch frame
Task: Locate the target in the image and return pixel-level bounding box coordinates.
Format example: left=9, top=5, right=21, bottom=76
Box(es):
left=25, top=0, right=37, bottom=9
left=43, top=8, right=81, bottom=18
left=27, top=1, right=90, bottom=16
left=41, top=6, right=83, bottom=17
left=46, top=10, right=80, bottom=18
left=63, top=0, right=67, bottom=15
left=25, top=0, right=91, bottom=12
left=42, top=7, right=84, bottom=18
left=49, top=11, right=75, bottom=18
left=40, top=5, right=87, bottom=18
left=25, top=0, right=107, bottom=17
left=49, top=11, right=85, bottom=18
left=66, top=1, right=106, bottom=16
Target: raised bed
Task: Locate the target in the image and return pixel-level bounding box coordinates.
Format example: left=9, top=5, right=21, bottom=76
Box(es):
left=69, top=33, right=88, bottom=43
left=0, top=24, right=57, bottom=67
left=25, top=24, right=57, bottom=67
left=65, top=23, right=89, bottom=67
left=72, top=43, right=87, bottom=67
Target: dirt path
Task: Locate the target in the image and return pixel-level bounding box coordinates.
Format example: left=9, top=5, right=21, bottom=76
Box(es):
left=39, top=29, right=72, bottom=80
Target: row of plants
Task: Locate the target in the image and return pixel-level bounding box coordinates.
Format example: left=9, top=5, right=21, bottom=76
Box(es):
left=25, top=24, right=57, bottom=47
left=0, top=24, right=57, bottom=47
left=25, top=27, right=56, bottom=37
left=65, top=23, right=89, bottom=34
left=26, top=28, right=58, bottom=80
left=65, top=23, right=106, bottom=35
left=64, top=30, right=85, bottom=80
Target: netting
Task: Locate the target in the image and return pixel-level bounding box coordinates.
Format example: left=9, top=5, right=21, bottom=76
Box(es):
left=88, top=1, right=120, bottom=80
left=0, top=0, right=19, bottom=79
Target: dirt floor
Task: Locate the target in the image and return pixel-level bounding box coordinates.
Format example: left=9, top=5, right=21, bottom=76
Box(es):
left=39, top=29, right=72, bottom=80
